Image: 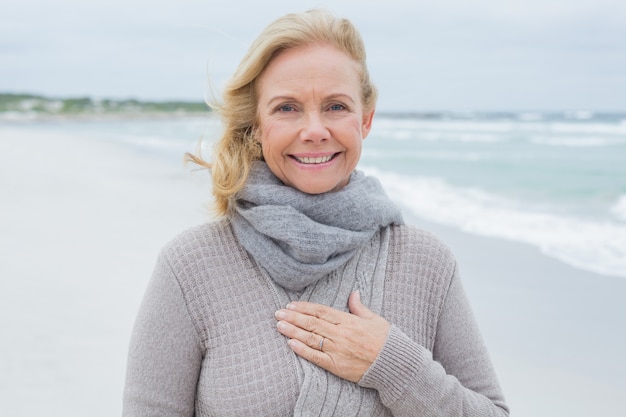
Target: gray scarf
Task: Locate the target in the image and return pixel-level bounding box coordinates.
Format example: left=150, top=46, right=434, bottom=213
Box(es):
left=230, top=161, right=404, bottom=292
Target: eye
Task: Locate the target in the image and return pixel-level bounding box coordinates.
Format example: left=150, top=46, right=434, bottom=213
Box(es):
left=277, top=104, right=295, bottom=112
left=328, top=103, right=347, bottom=111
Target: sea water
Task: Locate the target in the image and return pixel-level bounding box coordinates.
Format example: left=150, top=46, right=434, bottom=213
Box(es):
left=9, top=112, right=626, bottom=279
left=361, top=112, right=626, bottom=279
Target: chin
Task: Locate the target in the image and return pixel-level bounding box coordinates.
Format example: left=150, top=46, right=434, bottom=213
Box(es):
left=294, top=181, right=347, bottom=195
left=297, top=186, right=332, bottom=195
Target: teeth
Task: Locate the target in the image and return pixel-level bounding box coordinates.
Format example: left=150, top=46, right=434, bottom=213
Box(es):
left=296, top=155, right=334, bottom=164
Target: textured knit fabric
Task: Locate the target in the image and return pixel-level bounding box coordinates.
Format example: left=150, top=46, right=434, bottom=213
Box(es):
left=231, top=161, right=404, bottom=291
left=287, top=227, right=390, bottom=417
left=123, top=220, right=509, bottom=416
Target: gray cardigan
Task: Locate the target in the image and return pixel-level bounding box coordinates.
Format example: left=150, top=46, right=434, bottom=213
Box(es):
left=123, top=220, right=509, bottom=416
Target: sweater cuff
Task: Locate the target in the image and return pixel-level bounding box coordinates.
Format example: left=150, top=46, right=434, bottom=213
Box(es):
left=358, top=324, right=427, bottom=405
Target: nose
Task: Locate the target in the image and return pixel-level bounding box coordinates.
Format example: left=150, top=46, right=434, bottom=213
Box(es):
left=300, top=111, right=329, bottom=143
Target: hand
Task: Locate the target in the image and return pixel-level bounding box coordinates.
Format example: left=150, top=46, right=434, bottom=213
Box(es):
left=274, top=291, right=390, bottom=383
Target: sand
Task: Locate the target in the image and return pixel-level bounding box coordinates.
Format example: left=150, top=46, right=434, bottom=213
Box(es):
left=1, top=124, right=211, bottom=415
left=1, top=123, right=624, bottom=415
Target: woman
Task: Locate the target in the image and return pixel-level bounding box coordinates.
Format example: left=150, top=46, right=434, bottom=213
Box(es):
left=123, top=9, right=509, bottom=416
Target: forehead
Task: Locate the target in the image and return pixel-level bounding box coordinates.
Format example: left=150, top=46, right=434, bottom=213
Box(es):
left=256, top=44, right=361, bottom=99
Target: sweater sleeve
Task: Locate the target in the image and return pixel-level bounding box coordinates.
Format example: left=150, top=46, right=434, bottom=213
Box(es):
left=122, top=252, right=203, bottom=417
left=358, top=269, right=509, bottom=416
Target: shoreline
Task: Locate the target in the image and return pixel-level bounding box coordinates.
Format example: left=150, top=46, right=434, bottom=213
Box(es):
left=1, top=125, right=624, bottom=415
left=0, top=111, right=213, bottom=123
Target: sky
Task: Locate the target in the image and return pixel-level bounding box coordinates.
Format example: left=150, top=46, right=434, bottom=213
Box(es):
left=1, top=0, right=625, bottom=112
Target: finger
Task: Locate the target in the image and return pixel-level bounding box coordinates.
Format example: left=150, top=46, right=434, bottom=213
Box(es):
left=286, top=338, right=360, bottom=383
left=275, top=319, right=327, bottom=351
left=287, top=338, right=329, bottom=361
left=275, top=308, right=334, bottom=339
left=347, top=291, right=376, bottom=319
left=285, top=301, right=344, bottom=325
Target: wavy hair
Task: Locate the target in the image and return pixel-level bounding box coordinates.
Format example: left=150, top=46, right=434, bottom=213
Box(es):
left=187, top=9, right=378, bottom=216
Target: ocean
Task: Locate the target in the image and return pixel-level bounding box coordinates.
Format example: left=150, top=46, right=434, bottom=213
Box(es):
left=362, top=112, right=626, bottom=280
left=8, top=111, right=626, bottom=279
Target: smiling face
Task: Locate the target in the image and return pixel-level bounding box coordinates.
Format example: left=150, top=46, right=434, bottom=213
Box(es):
left=255, top=43, right=375, bottom=194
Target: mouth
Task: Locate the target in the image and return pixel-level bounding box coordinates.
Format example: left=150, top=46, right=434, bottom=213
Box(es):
left=291, top=153, right=338, bottom=165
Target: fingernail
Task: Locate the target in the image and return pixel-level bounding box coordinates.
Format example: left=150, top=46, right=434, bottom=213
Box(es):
left=276, top=321, right=287, bottom=331
left=286, top=303, right=296, bottom=310
left=275, top=310, right=286, bottom=319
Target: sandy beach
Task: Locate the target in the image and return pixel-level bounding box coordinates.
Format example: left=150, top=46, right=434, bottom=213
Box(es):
left=1, top=123, right=624, bottom=415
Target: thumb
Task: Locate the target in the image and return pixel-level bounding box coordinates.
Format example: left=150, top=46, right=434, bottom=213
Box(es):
left=348, top=291, right=375, bottom=319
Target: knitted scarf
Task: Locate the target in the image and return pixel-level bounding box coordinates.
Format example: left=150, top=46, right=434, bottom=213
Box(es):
left=230, top=161, right=404, bottom=292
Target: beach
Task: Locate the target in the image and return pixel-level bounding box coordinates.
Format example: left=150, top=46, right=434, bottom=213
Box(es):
left=1, top=121, right=625, bottom=415
left=0, top=123, right=211, bottom=416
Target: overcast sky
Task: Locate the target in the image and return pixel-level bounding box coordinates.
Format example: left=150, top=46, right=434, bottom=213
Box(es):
left=2, top=0, right=625, bottom=112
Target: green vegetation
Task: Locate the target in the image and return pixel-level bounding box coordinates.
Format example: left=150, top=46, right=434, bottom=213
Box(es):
left=0, top=93, right=209, bottom=116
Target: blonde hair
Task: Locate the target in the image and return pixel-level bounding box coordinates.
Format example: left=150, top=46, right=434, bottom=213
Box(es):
left=188, top=9, right=378, bottom=216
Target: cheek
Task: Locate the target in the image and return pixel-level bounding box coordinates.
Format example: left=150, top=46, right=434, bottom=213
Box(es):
left=258, top=123, right=285, bottom=158
left=260, top=141, right=276, bottom=162
left=344, top=119, right=366, bottom=146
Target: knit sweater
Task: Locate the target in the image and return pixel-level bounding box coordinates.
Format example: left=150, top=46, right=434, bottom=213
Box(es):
left=123, top=219, right=509, bottom=416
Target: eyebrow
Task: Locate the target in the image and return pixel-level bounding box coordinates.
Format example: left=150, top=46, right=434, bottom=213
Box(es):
left=265, top=93, right=356, bottom=107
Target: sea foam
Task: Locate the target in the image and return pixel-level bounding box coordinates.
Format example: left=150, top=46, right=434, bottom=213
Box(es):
left=611, top=195, right=626, bottom=222
left=365, top=167, right=626, bottom=279
left=529, top=136, right=626, bottom=147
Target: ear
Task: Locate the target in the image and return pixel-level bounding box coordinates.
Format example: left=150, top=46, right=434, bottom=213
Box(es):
left=361, top=108, right=375, bottom=139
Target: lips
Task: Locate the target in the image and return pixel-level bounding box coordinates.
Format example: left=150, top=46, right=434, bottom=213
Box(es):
left=292, top=153, right=337, bottom=164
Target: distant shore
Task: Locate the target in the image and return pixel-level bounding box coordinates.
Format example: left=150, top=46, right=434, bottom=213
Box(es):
left=0, top=110, right=212, bottom=123
left=0, top=93, right=210, bottom=120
